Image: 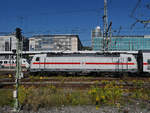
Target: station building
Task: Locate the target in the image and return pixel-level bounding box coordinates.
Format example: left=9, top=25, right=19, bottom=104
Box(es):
left=0, top=35, right=29, bottom=51
left=92, top=26, right=150, bottom=51
left=29, top=34, right=83, bottom=51
left=92, top=35, right=150, bottom=51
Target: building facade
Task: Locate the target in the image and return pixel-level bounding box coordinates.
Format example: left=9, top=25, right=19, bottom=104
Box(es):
left=0, top=35, right=17, bottom=51
left=92, top=35, right=150, bottom=51
left=0, top=35, right=29, bottom=51
left=29, top=35, right=83, bottom=51
left=91, top=26, right=102, bottom=49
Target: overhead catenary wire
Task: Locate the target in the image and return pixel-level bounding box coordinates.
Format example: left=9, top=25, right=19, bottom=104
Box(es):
left=130, top=0, right=150, bottom=28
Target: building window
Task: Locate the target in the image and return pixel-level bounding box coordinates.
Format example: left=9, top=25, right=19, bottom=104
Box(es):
left=5, top=41, right=9, bottom=51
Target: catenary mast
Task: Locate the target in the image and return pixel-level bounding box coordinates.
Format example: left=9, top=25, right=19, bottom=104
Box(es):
left=103, top=0, right=108, bottom=51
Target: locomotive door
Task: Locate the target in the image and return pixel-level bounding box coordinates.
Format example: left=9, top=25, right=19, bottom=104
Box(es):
left=113, top=57, right=120, bottom=72
left=39, top=57, right=45, bottom=69
left=119, top=57, right=129, bottom=72
left=35, top=56, right=45, bottom=69
left=115, top=57, right=126, bottom=72
left=120, top=58, right=124, bottom=72
left=112, top=58, right=120, bottom=72
left=35, top=57, right=40, bottom=69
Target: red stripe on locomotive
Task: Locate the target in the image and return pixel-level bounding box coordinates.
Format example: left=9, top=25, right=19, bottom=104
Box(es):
left=33, top=62, right=135, bottom=65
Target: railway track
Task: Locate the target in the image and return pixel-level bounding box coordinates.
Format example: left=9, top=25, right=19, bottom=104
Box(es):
left=0, top=77, right=150, bottom=89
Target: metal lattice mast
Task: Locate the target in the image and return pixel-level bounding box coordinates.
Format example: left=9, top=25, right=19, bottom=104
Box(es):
left=13, top=28, right=22, bottom=112
left=109, top=22, right=112, bottom=50
left=103, top=0, right=108, bottom=51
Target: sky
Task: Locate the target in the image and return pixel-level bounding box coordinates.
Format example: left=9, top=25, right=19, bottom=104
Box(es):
left=0, top=0, right=150, bottom=46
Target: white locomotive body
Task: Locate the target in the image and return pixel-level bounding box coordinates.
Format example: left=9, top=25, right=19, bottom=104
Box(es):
left=30, top=52, right=138, bottom=74
left=142, top=52, right=150, bottom=73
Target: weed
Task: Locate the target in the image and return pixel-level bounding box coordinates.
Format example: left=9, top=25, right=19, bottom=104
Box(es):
left=88, top=81, right=123, bottom=106
left=0, top=89, right=13, bottom=106
left=0, top=79, right=150, bottom=111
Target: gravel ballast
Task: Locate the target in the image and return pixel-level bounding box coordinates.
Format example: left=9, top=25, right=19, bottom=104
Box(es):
left=0, top=105, right=150, bottom=113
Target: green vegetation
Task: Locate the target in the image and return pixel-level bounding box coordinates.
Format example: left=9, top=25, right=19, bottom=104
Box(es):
left=18, top=85, right=92, bottom=111
left=0, top=79, right=150, bottom=110
left=0, top=74, right=12, bottom=79
left=88, top=81, right=124, bottom=107
left=0, top=89, right=13, bottom=106
left=28, top=75, right=94, bottom=79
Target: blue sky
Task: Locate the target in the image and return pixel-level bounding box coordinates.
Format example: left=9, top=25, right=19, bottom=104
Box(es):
left=0, top=0, right=150, bottom=46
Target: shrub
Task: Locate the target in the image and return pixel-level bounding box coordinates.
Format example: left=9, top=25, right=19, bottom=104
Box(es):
left=88, top=80, right=123, bottom=106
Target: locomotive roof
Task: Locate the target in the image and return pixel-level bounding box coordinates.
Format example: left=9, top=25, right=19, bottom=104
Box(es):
left=0, top=50, right=139, bottom=55
left=139, top=50, right=150, bottom=53
left=46, top=52, right=121, bottom=57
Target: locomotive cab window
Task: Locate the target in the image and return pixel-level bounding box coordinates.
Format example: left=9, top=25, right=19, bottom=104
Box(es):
left=127, top=57, right=131, bottom=62
left=36, top=57, right=40, bottom=61
left=147, top=59, right=150, bottom=64
left=0, top=61, right=2, bottom=64
left=4, top=61, right=7, bottom=64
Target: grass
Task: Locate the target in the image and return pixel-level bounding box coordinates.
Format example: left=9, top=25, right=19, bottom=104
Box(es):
left=28, top=75, right=95, bottom=79
left=0, top=89, right=13, bottom=106
left=0, top=80, right=150, bottom=111
left=17, top=85, right=93, bottom=111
